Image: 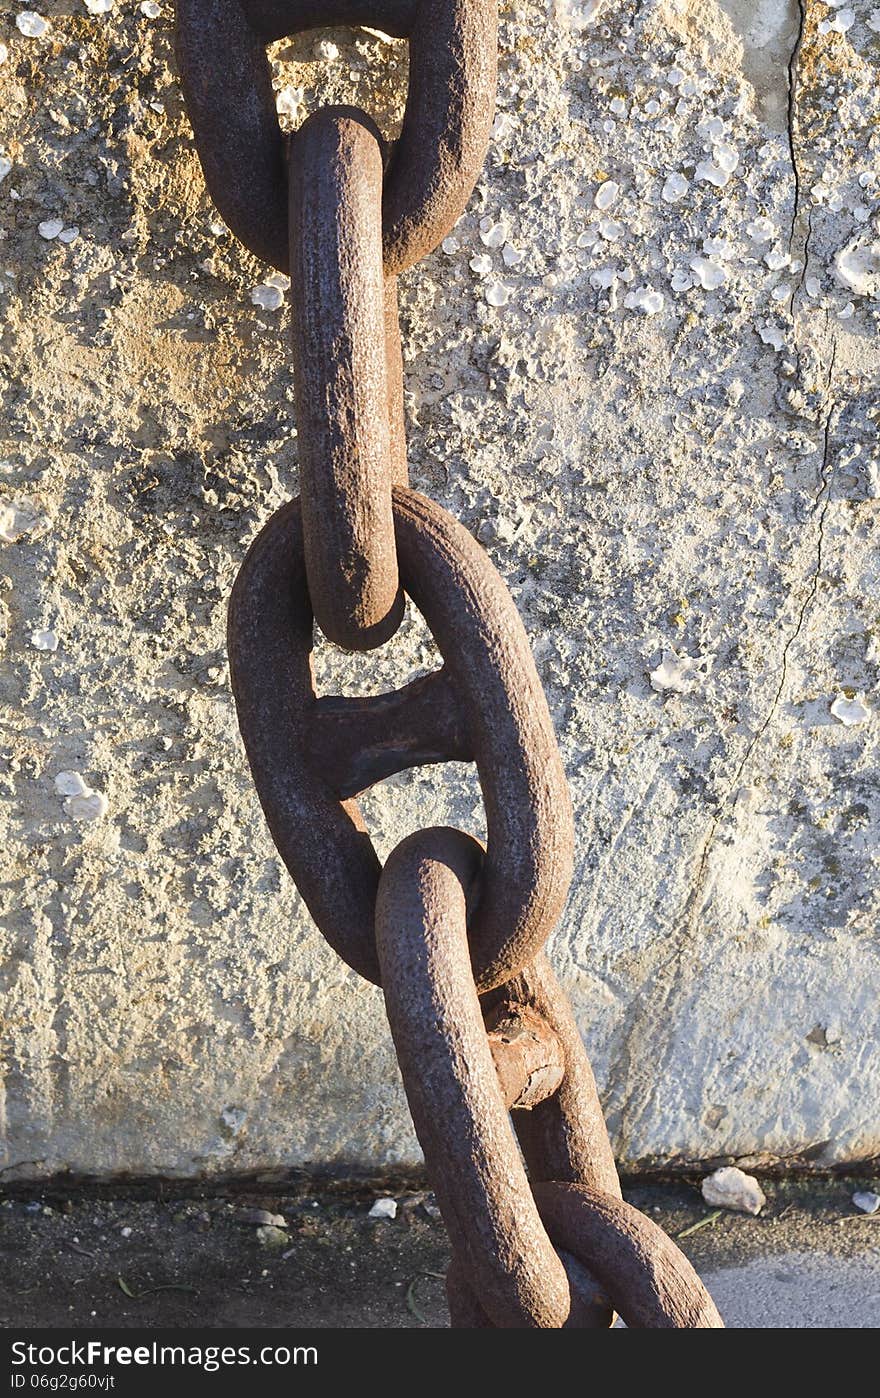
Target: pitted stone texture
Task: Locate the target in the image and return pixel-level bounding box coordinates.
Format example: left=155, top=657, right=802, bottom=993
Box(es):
left=0, top=1, right=877, bottom=1179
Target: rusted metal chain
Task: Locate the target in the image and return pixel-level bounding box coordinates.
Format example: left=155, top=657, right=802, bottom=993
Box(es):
left=176, top=0, right=725, bottom=1329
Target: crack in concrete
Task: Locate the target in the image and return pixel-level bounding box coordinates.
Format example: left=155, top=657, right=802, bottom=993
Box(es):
left=786, top=0, right=807, bottom=255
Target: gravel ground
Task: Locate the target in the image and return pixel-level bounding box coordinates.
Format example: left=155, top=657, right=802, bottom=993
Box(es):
left=1, top=1178, right=877, bottom=1329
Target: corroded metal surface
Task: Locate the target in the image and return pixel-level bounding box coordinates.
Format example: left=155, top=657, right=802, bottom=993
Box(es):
left=177, top=0, right=724, bottom=1329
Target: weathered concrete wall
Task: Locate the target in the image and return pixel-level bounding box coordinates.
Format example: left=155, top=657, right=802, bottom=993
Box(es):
left=1, top=0, right=878, bottom=1181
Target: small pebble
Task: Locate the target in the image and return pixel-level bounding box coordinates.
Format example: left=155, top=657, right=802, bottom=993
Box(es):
left=594, top=179, right=620, bottom=210
left=256, top=1225, right=290, bottom=1250
left=368, top=1197, right=397, bottom=1220
left=31, top=628, right=58, bottom=651
left=82, top=0, right=113, bottom=12
left=140, top=1, right=160, bottom=15
left=38, top=219, right=64, bottom=241
left=701, top=1166, right=766, bottom=1216
left=852, top=1191, right=879, bottom=1215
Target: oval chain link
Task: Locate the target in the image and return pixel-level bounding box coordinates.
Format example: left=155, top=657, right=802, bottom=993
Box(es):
left=176, top=0, right=725, bottom=1328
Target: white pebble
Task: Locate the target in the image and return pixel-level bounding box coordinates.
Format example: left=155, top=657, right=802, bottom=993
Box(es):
left=764, top=248, right=790, bottom=271
left=83, top=0, right=113, bottom=12
left=771, top=283, right=791, bottom=303
left=0, top=155, right=11, bottom=184
left=58, top=226, right=79, bottom=245
left=0, top=43, right=7, bottom=63
left=140, top=1, right=160, bottom=15
left=264, top=270, right=290, bottom=290
left=38, top=219, right=64, bottom=240
left=805, top=276, right=821, bottom=298
left=251, top=284, right=284, bottom=311
left=594, top=179, right=619, bottom=211
left=317, top=39, right=339, bottom=61
left=830, top=694, right=870, bottom=726
left=67, top=791, right=109, bottom=822
left=661, top=171, right=688, bottom=203
left=702, top=1166, right=765, bottom=1216
left=31, top=628, right=58, bottom=651
left=16, top=11, right=49, bottom=37
left=441, top=235, right=459, bottom=255
left=368, top=1197, right=397, bottom=1220
left=55, top=771, right=90, bottom=798
left=853, top=1191, right=880, bottom=1215
left=485, top=280, right=511, bottom=307
left=689, top=255, right=727, bottom=291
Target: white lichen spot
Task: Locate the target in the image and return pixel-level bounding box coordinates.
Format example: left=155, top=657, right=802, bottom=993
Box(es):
left=598, top=216, right=623, bottom=241
left=485, top=281, right=511, bottom=308
left=830, top=694, right=870, bottom=726
left=695, top=144, right=738, bottom=188
left=479, top=218, right=506, bottom=249
left=38, top=218, right=64, bottom=240
left=557, top=0, right=606, bottom=30
left=221, top=1105, right=247, bottom=1133
left=250, top=283, right=284, bottom=311
left=670, top=268, right=693, bottom=293
left=0, top=155, right=11, bottom=184
left=492, top=112, right=514, bottom=141
left=594, top=180, right=619, bottom=211
left=758, top=323, right=785, bottom=350
left=31, top=628, right=58, bottom=651
left=819, top=7, right=854, bottom=34
left=275, top=86, right=304, bottom=122
left=805, top=276, right=821, bottom=298
left=0, top=496, right=50, bottom=542
left=469, top=253, right=492, bottom=276
left=868, top=9, right=880, bottom=34
left=502, top=243, right=524, bottom=267
left=746, top=216, right=776, bottom=243
left=764, top=248, right=790, bottom=271
left=441, top=235, right=459, bottom=255
left=16, top=11, right=49, bottom=37
left=265, top=271, right=290, bottom=291
left=834, top=239, right=880, bottom=298
left=689, top=255, right=727, bottom=291
left=771, top=284, right=791, bottom=303
left=838, top=302, right=855, bottom=320
left=140, top=0, right=160, bottom=15
left=317, top=39, right=339, bottom=60
left=0, top=42, right=7, bottom=64
left=661, top=171, right=688, bottom=203
left=649, top=649, right=712, bottom=694
left=703, top=237, right=734, bottom=262
left=624, top=285, right=663, bottom=315
left=609, top=97, right=626, bottom=117
left=82, top=0, right=113, bottom=13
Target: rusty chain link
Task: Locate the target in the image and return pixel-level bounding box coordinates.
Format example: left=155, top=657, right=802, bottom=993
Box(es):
left=176, top=0, right=724, bottom=1328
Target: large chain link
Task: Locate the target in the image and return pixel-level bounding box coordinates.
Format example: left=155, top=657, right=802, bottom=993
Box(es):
left=175, top=0, right=723, bottom=1328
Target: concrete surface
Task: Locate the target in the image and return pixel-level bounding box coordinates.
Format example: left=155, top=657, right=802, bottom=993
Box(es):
left=1, top=0, right=879, bottom=1181
left=0, top=1179, right=877, bottom=1328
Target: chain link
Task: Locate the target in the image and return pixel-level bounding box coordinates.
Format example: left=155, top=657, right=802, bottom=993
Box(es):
left=176, top=0, right=724, bottom=1328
